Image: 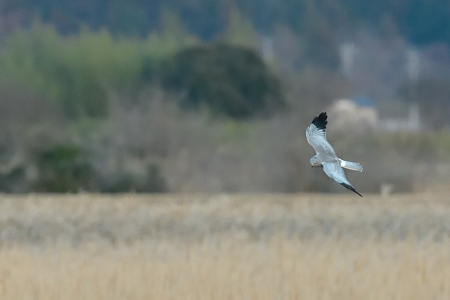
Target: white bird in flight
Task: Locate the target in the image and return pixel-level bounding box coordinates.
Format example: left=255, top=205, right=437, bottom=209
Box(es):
left=306, top=112, right=363, bottom=197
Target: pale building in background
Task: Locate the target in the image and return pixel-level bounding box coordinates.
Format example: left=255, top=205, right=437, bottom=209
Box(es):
left=328, top=99, right=378, bottom=132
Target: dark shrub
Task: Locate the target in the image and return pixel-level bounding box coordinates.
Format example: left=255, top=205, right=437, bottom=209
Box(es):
left=162, top=43, right=285, bottom=119
left=34, top=145, right=94, bottom=192
left=101, top=163, right=167, bottom=193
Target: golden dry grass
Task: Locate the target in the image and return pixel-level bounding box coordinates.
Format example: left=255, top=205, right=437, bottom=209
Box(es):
left=0, top=193, right=449, bottom=299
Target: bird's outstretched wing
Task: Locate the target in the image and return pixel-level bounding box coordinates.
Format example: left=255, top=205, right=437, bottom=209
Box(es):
left=322, top=162, right=363, bottom=197
left=306, top=112, right=336, bottom=155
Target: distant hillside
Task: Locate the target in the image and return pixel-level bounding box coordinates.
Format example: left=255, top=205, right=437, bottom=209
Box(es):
left=1, top=0, right=450, bottom=46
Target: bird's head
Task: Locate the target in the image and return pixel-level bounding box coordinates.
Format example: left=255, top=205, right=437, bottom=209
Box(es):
left=310, top=156, right=321, bottom=167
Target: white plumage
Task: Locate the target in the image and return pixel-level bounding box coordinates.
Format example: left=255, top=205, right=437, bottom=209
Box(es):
left=306, top=112, right=363, bottom=197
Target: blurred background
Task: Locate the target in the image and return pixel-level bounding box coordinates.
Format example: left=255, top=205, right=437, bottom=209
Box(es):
left=0, top=0, right=449, bottom=194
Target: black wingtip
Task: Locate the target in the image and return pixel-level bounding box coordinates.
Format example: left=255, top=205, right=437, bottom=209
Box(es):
left=340, top=182, right=363, bottom=197
left=311, top=112, right=328, bottom=130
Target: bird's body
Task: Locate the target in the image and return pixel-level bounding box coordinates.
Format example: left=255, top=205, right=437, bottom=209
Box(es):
left=306, top=112, right=363, bottom=197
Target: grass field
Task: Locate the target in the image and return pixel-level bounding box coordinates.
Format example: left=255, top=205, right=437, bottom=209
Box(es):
left=0, top=193, right=449, bottom=299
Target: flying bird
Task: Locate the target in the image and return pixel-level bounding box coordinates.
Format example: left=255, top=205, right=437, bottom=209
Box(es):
left=306, top=112, right=363, bottom=197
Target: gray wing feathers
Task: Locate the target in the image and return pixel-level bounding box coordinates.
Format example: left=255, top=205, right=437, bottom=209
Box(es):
left=322, top=162, right=349, bottom=185
left=306, top=117, right=336, bottom=155
left=323, top=162, right=363, bottom=197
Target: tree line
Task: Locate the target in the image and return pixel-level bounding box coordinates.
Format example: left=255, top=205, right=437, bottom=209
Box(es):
left=0, top=22, right=287, bottom=193
left=2, top=0, right=450, bottom=45
left=0, top=2, right=449, bottom=193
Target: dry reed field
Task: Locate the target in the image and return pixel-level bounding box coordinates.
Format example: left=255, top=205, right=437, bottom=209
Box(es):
left=0, top=193, right=449, bottom=299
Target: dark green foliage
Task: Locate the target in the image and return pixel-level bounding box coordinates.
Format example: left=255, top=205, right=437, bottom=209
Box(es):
left=0, top=166, right=26, bottom=193
left=102, top=163, right=167, bottom=193
left=34, top=145, right=94, bottom=192
left=163, top=44, right=285, bottom=119
left=53, top=62, right=109, bottom=118
left=1, top=24, right=110, bottom=119
left=0, top=23, right=191, bottom=119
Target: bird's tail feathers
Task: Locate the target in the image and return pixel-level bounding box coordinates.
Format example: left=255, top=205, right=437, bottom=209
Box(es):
left=340, top=159, right=363, bottom=172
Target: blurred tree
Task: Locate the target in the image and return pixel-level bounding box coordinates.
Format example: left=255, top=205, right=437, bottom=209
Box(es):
left=162, top=43, right=285, bottom=119
left=33, top=145, right=94, bottom=192
left=102, top=163, right=167, bottom=193
left=0, top=21, right=197, bottom=119
left=223, top=3, right=259, bottom=49
left=0, top=75, right=69, bottom=192
left=1, top=22, right=109, bottom=118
